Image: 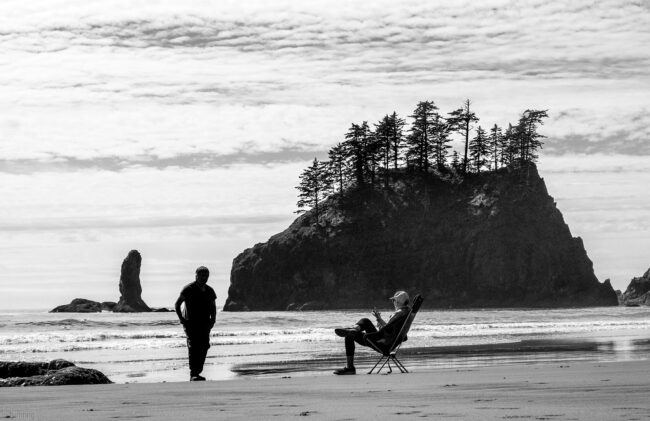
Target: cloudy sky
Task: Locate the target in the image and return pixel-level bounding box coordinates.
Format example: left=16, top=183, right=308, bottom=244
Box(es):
left=0, top=0, right=648, bottom=309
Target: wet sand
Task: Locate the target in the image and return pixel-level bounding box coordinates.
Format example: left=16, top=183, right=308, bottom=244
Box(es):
left=2, top=360, right=650, bottom=420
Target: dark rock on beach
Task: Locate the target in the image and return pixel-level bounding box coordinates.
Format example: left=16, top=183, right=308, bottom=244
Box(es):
left=114, top=250, right=151, bottom=312
left=224, top=163, right=618, bottom=311
left=0, top=359, right=111, bottom=387
left=0, top=359, right=74, bottom=378
left=51, top=298, right=102, bottom=313
left=619, top=268, right=650, bottom=306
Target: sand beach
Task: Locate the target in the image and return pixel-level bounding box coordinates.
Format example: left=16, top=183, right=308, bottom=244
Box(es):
left=2, top=360, right=650, bottom=420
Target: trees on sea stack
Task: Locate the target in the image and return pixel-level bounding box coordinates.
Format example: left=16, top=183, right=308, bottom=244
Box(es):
left=406, top=101, right=437, bottom=172
left=469, top=126, right=488, bottom=173
left=295, top=99, right=548, bottom=216
left=448, top=99, right=479, bottom=173
left=327, top=143, right=347, bottom=194
left=375, top=112, right=406, bottom=185
left=344, top=122, right=372, bottom=187
left=516, top=109, right=549, bottom=164
left=296, top=158, right=331, bottom=222
left=489, top=124, right=504, bottom=171
left=389, top=112, right=406, bottom=170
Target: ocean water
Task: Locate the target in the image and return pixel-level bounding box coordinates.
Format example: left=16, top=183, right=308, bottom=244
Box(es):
left=2, top=307, right=650, bottom=383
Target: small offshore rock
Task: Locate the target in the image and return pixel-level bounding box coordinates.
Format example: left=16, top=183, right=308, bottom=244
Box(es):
left=101, top=301, right=117, bottom=311
left=50, top=298, right=102, bottom=313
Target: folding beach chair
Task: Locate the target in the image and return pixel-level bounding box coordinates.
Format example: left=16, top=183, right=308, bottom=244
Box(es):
left=366, top=294, right=424, bottom=374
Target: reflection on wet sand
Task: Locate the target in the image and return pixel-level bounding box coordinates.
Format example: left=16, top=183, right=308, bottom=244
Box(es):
left=232, top=336, right=650, bottom=377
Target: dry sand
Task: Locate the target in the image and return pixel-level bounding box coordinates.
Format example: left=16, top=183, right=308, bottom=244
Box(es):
left=2, top=360, right=650, bottom=420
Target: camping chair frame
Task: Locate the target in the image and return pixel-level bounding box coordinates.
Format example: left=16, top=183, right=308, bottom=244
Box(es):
left=366, top=295, right=423, bottom=374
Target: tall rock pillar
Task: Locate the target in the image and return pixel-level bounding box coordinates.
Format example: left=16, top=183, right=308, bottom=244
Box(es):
left=114, top=250, right=151, bottom=312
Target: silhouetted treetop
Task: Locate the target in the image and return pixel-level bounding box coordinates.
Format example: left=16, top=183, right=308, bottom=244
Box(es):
left=295, top=100, right=548, bottom=216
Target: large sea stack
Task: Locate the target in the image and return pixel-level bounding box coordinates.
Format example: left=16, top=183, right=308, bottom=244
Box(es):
left=113, top=250, right=151, bottom=312
left=224, top=164, right=617, bottom=311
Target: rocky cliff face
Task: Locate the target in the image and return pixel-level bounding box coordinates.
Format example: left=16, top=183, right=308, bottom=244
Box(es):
left=224, top=164, right=617, bottom=311
left=619, top=268, right=650, bottom=306
left=114, top=250, right=151, bottom=312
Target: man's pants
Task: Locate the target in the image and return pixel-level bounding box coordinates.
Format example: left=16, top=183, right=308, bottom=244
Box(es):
left=345, top=318, right=378, bottom=356
left=184, top=324, right=212, bottom=376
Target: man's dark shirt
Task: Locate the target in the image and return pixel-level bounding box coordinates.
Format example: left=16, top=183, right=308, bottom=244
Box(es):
left=180, top=282, right=216, bottom=326
left=366, top=306, right=411, bottom=351
left=381, top=307, right=410, bottom=337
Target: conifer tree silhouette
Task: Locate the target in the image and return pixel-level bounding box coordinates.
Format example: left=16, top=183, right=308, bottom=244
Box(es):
left=389, top=112, right=406, bottom=170
left=343, top=122, right=371, bottom=187
left=407, top=101, right=438, bottom=172
left=489, top=124, right=503, bottom=170
left=448, top=99, right=479, bottom=173
left=517, top=109, right=549, bottom=164
left=328, top=143, right=347, bottom=193
left=469, top=126, right=489, bottom=173
left=296, top=158, right=332, bottom=222
left=432, top=114, right=452, bottom=169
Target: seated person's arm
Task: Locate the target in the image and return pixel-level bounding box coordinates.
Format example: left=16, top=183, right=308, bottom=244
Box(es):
left=379, top=310, right=409, bottom=336
left=372, top=308, right=387, bottom=328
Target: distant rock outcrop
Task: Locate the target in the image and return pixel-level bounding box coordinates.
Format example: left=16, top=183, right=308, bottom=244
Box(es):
left=224, top=164, right=618, bottom=311
left=50, top=250, right=153, bottom=313
left=114, top=250, right=151, bottom=312
left=51, top=298, right=102, bottom=313
left=619, top=268, right=650, bottom=306
left=0, top=359, right=111, bottom=387
left=101, top=301, right=117, bottom=311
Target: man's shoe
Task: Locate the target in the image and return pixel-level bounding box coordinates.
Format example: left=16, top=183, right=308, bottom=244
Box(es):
left=333, top=366, right=356, bottom=375
left=190, top=375, right=206, bottom=381
left=334, top=327, right=359, bottom=337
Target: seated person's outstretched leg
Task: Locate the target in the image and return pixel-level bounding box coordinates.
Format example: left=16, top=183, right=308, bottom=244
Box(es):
left=334, top=318, right=378, bottom=375
left=335, top=318, right=377, bottom=338
left=357, top=318, right=377, bottom=334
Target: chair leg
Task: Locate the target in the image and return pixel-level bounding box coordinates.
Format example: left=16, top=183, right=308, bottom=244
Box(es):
left=368, top=354, right=410, bottom=375
left=368, top=356, right=386, bottom=374
left=377, top=356, right=390, bottom=374
left=392, top=356, right=408, bottom=373
left=392, top=355, right=408, bottom=373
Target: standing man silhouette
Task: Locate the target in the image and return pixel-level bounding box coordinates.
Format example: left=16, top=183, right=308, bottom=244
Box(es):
left=175, top=266, right=217, bottom=381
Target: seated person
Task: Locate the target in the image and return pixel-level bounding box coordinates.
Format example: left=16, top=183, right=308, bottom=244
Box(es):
left=333, top=290, right=411, bottom=375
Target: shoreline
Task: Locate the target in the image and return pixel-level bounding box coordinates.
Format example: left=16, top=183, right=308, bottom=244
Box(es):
left=5, top=308, right=650, bottom=385
left=2, top=360, right=650, bottom=420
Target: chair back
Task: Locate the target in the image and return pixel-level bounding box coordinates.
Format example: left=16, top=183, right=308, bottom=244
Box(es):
left=387, top=294, right=423, bottom=353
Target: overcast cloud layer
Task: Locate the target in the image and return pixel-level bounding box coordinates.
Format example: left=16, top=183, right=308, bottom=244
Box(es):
left=0, top=1, right=648, bottom=308
left=1, top=0, right=648, bottom=164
